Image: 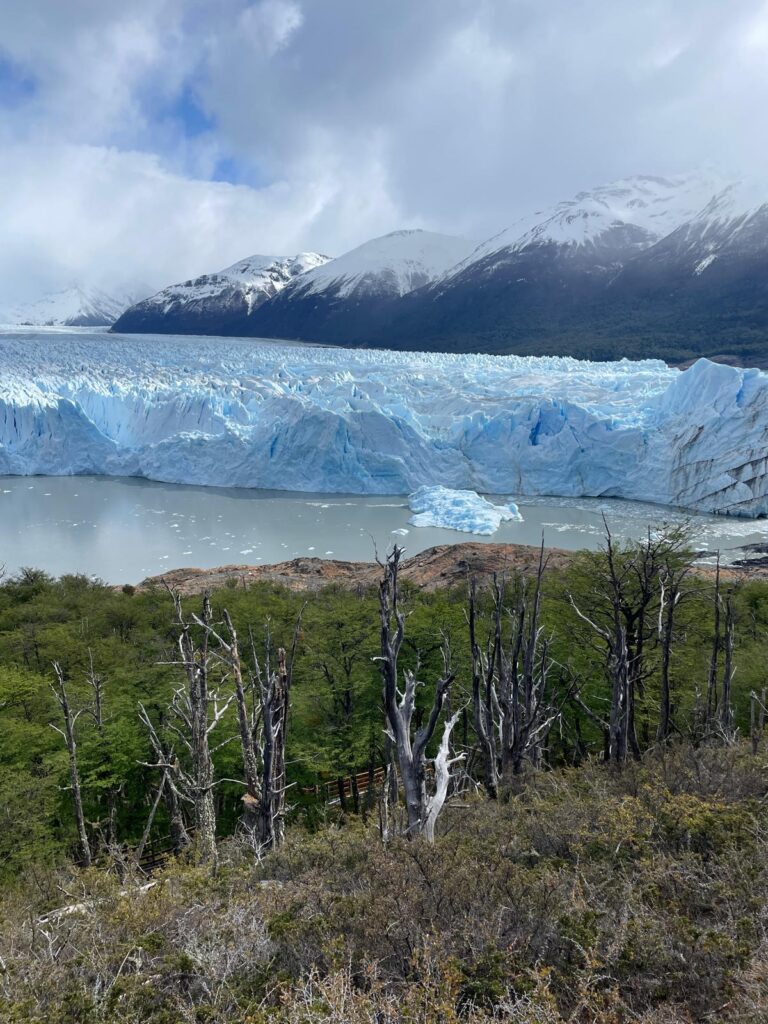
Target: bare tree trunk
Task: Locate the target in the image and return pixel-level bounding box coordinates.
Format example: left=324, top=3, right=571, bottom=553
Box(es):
left=718, top=590, right=736, bottom=741
left=423, top=712, right=463, bottom=841
left=384, top=732, right=399, bottom=805
left=707, top=556, right=722, bottom=732
left=469, top=578, right=499, bottom=799
left=378, top=547, right=457, bottom=840
left=752, top=688, right=767, bottom=755
left=135, top=771, right=167, bottom=864
left=222, top=610, right=260, bottom=803
left=84, top=652, right=122, bottom=850
left=159, top=591, right=235, bottom=869
left=51, top=663, right=92, bottom=867
left=656, top=575, right=675, bottom=743
left=137, top=705, right=191, bottom=855
left=256, top=646, right=292, bottom=848
left=184, top=597, right=218, bottom=866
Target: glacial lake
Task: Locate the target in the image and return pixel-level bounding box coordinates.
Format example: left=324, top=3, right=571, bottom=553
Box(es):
left=0, top=475, right=766, bottom=584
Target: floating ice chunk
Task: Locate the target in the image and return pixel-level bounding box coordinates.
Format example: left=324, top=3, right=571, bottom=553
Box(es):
left=391, top=527, right=409, bottom=535
left=408, top=485, right=523, bottom=536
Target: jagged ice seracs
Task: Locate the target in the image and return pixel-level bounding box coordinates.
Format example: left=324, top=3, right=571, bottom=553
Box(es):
left=0, top=332, right=766, bottom=517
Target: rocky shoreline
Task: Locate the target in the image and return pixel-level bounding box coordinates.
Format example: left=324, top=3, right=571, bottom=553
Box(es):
left=135, top=541, right=768, bottom=596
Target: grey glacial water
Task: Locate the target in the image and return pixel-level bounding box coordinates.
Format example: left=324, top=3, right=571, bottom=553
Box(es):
left=0, top=475, right=766, bottom=584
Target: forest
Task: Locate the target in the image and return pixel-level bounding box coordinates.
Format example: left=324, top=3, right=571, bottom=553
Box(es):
left=1, top=528, right=767, bottom=1022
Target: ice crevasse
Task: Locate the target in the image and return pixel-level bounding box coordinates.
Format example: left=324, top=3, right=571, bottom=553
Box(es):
left=0, top=332, right=766, bottom=518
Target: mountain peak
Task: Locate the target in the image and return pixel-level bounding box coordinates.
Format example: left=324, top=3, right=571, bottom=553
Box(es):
left=289, top=229, right=477, bottom=299
left=1, top=284, right=143, bottom=327
left=447, top=170, right=731, bottom=279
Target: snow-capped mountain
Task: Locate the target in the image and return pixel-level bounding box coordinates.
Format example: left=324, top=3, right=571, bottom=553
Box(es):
left=446, top=172, right=725, bottom=273
left=112, top=252, right=329, bottom=335
left=245, top=230, right=475, bottom=344
left=288, top=230, right=475, bottom=298
left=373, top=172, right=768, bottom=366
left=1, top=285, right=143, bottom=327
left=110, top=172, right=768, bottom=365
left=615, top=180, right=768, bottom=278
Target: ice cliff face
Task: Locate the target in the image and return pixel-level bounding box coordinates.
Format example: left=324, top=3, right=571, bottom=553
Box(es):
left=0, top=331, right=766, bottom=517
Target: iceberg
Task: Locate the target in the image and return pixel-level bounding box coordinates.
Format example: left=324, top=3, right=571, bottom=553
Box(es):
left=409, top=486, right=522, bottom=535
left=0, top=331, right=766, bottom=517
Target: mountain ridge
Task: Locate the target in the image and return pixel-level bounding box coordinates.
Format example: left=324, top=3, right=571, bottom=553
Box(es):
left=2, top=284, right=147, bottom=327
left=110, top=172, right=768, bottom=366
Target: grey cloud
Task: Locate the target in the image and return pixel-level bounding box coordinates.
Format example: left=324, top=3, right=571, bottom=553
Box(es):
left=0, top=0, right=766, bottom=302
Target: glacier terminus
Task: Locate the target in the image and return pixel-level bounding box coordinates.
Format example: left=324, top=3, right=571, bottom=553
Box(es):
left=0, top=330, right=766, bottom=519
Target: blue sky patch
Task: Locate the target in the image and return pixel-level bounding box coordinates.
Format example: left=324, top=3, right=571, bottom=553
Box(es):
left=165, top=85, right=215, bottom=138
left=0, top=53, right=36, bottom=107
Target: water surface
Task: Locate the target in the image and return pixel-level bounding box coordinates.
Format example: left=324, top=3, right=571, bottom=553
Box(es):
left=1, top=475, right=766, bottom=584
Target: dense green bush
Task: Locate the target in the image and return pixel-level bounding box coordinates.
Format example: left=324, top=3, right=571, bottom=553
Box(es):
left=0, top=748, right=766, bottom=1022
left=0, top=550, right=766, bottom=880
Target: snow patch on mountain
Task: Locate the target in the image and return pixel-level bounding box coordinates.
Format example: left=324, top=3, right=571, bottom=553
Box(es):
left=1, top=286, right=142, bottom=327
left=288, top=230, right=476, bottom=299
left=0, top=332, right=766, bottom=517
left=651, top=179, right=768, bottom=270
left=117, top=252, right=330, bottom=326
left=445, top=171, right=728, bottom=276
left=409, top=486, right=523, bottom=535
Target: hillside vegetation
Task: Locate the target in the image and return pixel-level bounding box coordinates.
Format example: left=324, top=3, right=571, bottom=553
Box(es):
left=1, top=530, right=767, bottom=1021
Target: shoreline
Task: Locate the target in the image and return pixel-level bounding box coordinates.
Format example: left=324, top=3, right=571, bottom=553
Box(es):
left=134, top=541, right=768, bottom=596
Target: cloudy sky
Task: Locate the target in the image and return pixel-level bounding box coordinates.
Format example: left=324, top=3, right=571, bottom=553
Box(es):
left=0, top=0, right=766, bottom=302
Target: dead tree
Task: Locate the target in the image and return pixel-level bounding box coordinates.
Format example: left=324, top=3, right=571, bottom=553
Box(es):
left=469, top=543, right=560, bottom=795
left=83, top=651, right=124, bottom=848
left=423, top=710, right=464, bottom=841
left=157, top=591, right=234, bottom=867
left=469, top=577, right=499, bottom=799
left=706, top=556, right=722, bottom=731
left=257, top=644, right=292, bottom=848
left=569, top=524, right=690, bottom=763
left=377, top=546, right=460, bottom=840
left=499, top=544, right=558, bottom=777
left=750, top=689, right=766, bottom=755
left=656, top=552, right=693, bottom=743
left=717, top=588, right=736, bottom=741
left=134, top=770, right=169, bottom=865
left=212, top=610, right=261, bottom=829
left=137, top=703, right=191, bottom=857
left=701, top=561, right=738, bottom=744
left=51, top=663, right=92, bottom=867
left=190, top=608, right=301, bottom=850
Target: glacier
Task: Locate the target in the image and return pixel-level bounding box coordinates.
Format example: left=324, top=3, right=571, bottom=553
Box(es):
left=409, top=486, right=523, bottom=535
left=0, top=330, right=767, bottom=517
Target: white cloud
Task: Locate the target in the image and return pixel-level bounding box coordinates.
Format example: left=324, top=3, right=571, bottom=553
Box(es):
left=0, top=0, right=766, bottom=302
left=0, top=143, right=326, bottom=301
left=239, top=0, right=304, bottom=56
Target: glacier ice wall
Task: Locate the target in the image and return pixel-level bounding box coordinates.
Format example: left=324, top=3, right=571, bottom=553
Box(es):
left=0, top=331, right=766, bottom=517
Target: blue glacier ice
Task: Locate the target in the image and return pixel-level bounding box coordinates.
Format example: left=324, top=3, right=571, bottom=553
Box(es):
left=409, top=486, right=523, bottom=535
left=0, top=330, right=766, bottom=517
